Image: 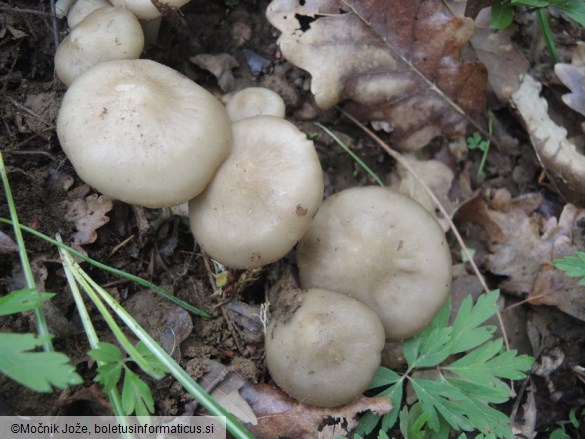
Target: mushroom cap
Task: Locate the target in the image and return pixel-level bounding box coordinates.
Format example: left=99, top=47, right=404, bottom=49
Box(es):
left=226, top=87, right=286, bottom=121
left=265, top=288, right=385, bottom=407
left=55, top=7, right=144, bottom=86
left=57, top=59, right=232, bottom=208
left=109, top=0, right=192, bottom=20
left=297, top=186, right=452, bottom=340
left=67, top=0, right=112, bottom=28
left=189, top=115, right=323, bottom=269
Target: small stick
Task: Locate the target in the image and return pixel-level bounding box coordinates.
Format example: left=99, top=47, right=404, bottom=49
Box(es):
left=340, top=108, right=511, bottom=351
left=49, top=0, right=61, bottom=55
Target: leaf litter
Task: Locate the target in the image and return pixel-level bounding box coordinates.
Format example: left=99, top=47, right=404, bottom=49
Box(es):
left=266, top=0, right=488, bottom=149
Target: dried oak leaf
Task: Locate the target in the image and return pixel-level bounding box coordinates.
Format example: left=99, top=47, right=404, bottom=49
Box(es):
left=458, top=189, right=585, bottom=322
left=63, top=185, right=113, bottom=245
left=529, top=204, right=585, bottom=321
left=198, top=360, right=258, bottom=425
left=471, top=9, right=529, bottom=102
left=266, top=0, right=487, bottom=150
left=511, top=74, right=585, bottom=207
left=394, top=154, right=455, bottom=231
left=124, top=290, right=193, bottom=356
left=555, top=42, right=585, bottom=119
left=456, top=189, right=546, bottom=294
left=240, top=383, right=392, bottom=439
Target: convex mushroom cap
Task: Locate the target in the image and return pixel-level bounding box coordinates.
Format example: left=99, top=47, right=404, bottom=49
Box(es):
left=57, top=59, right=232, bottom=208
left=189, top=115, right=323, bottom=269
left=67, top=0, right=111, bottom=27
left=297, top=186, right=452, bottom=340
left=226, top=87, right=286, bottom=121
left=265, top=288, right=385, bottom=407
left=55, top=7, right=144, bottom=86
left=109, top=0, right=192, bottom=20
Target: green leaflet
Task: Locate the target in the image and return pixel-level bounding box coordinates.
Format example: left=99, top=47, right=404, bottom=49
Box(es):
left=0, top=288, right=55, bottom=316
left=553, top=252, right=585, bottom=281
left=0, top=333, right=82, bottom=392
left=357, top=290, right=534, bottom=438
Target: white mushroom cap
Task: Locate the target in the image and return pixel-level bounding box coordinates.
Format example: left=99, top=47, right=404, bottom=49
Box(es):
left=297, top=187, right=452, bottom=340
left=189, top=115, right=323, bottom=269
left=67, top=0, right=111, bottom=27
left=57, top=59, right=232, bottom=208
left=226, top=87, right=286, bottom=121
left=109, top=0, right=192, bottom=20
left=55, top=7, right=144, bottom=86
left=265, top=288, right=385, bottom=407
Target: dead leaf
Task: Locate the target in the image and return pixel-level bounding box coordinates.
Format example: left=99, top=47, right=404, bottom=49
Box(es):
left=124, top=290, right=193, bottom=356
left=457, top=189, right=547, bottom=294
left=394, top=154, right=455, bottom=231
left=22, top=91, right=60, bottom=134
left=555, top=42, right=585, bottom=119
left=240, top=383, right=392, bottom=439
left=63, top=190, right=113, bottom=245
left=510, top=74, right=585, bottom=207
left=0, top=231, right=18, bottom=253
left=198, top=360, right=258, bottom=425
left=190, top=53, right=239, bottom=92
left=266, top=0, right=487, bottom=150
left=528, top=205, right=585, bottom=321
left=458, top=190, right=585, bottom=321
left=465, top=0, right=494, bottom=19
left=471, top=9, right=529, bottom=102
left=512, top=381, right=536, bottom=439
left=455, top=194, right=506, bottom=243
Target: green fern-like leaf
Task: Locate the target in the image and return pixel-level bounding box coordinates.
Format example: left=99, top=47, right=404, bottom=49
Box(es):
left=356, top=290, right=534, bottom=438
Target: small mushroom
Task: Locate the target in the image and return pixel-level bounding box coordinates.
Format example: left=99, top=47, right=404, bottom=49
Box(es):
left=109, top=0, right=192, bottom=20
left=55, top=7, right=144, bottom=86
left=265, top=288, right=385, bottom=407
left=67, top=0, right=111, bottom=27
left=57, top=59, right=232, bottom=208
left=189, top=115, right=323, bottom=269
left=225, top=87, right=286, bottom=121
left=297, top=186, right=452, bottom=340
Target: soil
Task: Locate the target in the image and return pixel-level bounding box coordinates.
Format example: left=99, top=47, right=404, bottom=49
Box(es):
left=1, top=0, right=585, bottom=438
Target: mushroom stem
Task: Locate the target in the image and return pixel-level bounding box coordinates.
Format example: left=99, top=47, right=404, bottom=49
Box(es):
left=140, top=16, right=162, bottom=46
left=55, top=0, right=77, bottom=17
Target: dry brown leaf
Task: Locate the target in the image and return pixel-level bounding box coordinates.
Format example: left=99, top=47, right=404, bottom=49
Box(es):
left=124, top=290, right=193, bottom=356
left=555, top=42, right=585, bottom=118
left=266, top=0, right=487, bottom=150
left=394, top=154, right=455, bottom=231
left=529, top=205, right=585, bottom=321
left=189, top=53, right=239, bottom=92
left=457, top=189, right=546, bottom=294
left=458, top=189, right=585, bottom=321
left=197, top=359, right=258, bottom=425
left=0, top=231, right=18, bottom=254
left=465, top=0, right=494, bottom=19
left=471, top=9, right=529, bottom=102
left=63, top=190, right=113, bottom=245
left=240, top=383, right=392, bottom=439
left=511, top=74, right=585, bottom=207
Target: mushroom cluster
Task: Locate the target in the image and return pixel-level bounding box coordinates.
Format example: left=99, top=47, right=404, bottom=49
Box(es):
left=297, top=186, right=453, bottom=341
left=53, top=1, right=453, bottom=411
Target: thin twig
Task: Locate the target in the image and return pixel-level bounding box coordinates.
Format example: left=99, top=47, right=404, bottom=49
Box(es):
left=49, top=0, right=61, bottom=63
left=0, top=5, right=50, bottom=16
left=340, top=108, right=511, bottom=351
